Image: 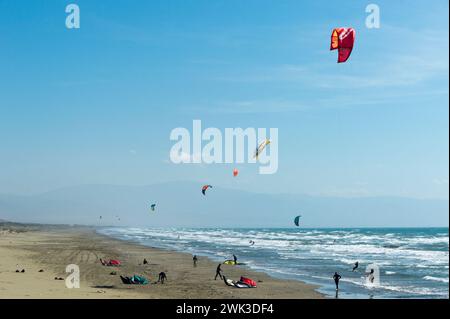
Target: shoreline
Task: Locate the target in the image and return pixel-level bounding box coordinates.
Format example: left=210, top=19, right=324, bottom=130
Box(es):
left=95, top=228, right=334, bottom=297
left=0, top=224, right=324, bottom=299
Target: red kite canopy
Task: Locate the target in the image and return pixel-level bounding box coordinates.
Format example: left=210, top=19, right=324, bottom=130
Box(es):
left=330, top=28, right=355, bottom=63
left=202, top=184, right=213, bottom=195
left=233, top=168, right=239, bottom=177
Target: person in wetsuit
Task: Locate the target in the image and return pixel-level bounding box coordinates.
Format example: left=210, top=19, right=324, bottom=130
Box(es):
left=366, top=269, right=375, bottom=283
left=233, top=254, right=237, bottom=264
left=158, top=272, right=167, bottom=284
left=215, top=264, right=223, bottom=280
left=193, top=255, right=198, bottom=267
left=352, top=261, right=359, bottom=272
left=333, top=272, right=342, bottom=290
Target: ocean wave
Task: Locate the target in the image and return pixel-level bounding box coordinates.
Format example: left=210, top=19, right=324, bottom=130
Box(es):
left=423, top=276, right=449, bottom=283
left=98, top=227, right=449, bottom=299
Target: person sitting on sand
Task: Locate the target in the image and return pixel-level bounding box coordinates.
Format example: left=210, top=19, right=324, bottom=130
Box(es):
left=143, top=258, right=148, bottom=265
left=157, top=272, right=167, bottom=284
left=333, top=272, right=341, bottom=290
left=193, top=255, right=198, bottom=267
left=215, top=264, right=223, bottom=280
left=352, top=261, right=359, bottom=272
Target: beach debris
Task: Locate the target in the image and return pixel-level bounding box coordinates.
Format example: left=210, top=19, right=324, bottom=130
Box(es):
left=201, top=185, right=213, bottom=196
left=110, top=271, right=117, bottom=275
left=330, top=28, right=355, bottom=63
left=21, top=269, right=25, bottom=273
left=233, top=168, right=239, bottom=177
left=254, top=139, right=270, bottom=160
left=294, top=215, right=302, bottom=227
left=54, top=277, right=64, bottom=280
left=38, top=269, right=44, bottom=272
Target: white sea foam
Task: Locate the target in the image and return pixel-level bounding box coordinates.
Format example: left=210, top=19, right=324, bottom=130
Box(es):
left=98, top=227, right=450, bottom=299
left=423, top=276, right=449, bottom=283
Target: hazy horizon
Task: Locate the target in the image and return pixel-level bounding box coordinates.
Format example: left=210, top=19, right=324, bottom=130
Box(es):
left=1, top=182, right=447, bottom=228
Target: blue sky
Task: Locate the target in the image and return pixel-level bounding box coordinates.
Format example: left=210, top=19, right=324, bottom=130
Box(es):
left=0, top=0, right=448, bottom=200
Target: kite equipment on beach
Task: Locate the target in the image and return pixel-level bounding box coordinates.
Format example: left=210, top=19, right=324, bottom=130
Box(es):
left=223, top=276, right=257, bottom=288
left=120, top=275, right=148, bottom=285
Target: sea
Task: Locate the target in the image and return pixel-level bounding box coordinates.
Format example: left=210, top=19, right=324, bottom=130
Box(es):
left=98, top=227, right=449, bottom=299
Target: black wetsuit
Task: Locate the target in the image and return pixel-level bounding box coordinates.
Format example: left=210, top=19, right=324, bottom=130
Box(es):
left=333, top=273, right=341, bottom=290
left=367, top=269, right=375, bottom=283
left=352, top=262, right=359, bottom=272
left=193, top=255, right=198, bottom=267
left=143, top=258, right=148, bottom=265
left=233, top=255, right=237, bottom=264
left=215, top=264, right=223, bottom=280
left=158, top=272, right=167, bottom=284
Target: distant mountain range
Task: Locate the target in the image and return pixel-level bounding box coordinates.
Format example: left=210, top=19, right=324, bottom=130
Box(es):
left=0, top=182, right=448, bottom=228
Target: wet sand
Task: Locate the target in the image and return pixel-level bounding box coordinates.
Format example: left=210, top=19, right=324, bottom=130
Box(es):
left=0, top=225, right=323, bottom=299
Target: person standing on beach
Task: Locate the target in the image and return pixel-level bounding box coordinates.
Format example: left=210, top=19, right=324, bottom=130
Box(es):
left=158, top=272, right=167, bottom=284
left=193, top=255, right=198, bottom=267
left=233, top=254, right=237, bottom=264
left=333, top=272, right=342, bottom=290
left=215, top=264, right=223, bottom=280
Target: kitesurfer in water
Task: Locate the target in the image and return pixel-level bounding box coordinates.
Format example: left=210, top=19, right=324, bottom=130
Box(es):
left=352, top=261, right=359, bottom=272
left=366, top=269, right=375, bottom=283
left=333, top=272, right=342, bottom=290
left=215, top=264, right=223, bottom=280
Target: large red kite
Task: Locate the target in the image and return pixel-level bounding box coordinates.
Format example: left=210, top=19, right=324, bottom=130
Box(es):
left=330, top=28, right=355, bottom=63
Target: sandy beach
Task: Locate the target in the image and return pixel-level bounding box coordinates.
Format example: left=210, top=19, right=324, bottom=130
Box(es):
left=0, top=224, right=323, bottom=299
